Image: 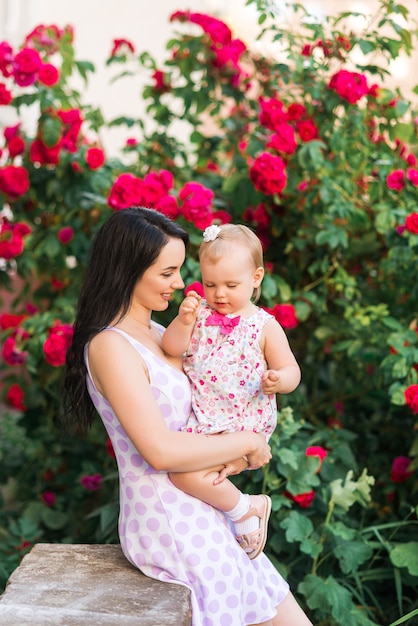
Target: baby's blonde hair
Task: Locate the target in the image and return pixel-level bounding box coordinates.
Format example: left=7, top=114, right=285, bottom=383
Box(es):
left=199, top=224, right=264, bottom=302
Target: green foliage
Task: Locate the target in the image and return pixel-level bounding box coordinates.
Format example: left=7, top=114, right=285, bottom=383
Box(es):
left=0, top=3, right=417, bottom=624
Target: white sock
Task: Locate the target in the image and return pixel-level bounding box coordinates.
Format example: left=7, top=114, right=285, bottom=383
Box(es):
left=225, top=493, right=259, bottom=535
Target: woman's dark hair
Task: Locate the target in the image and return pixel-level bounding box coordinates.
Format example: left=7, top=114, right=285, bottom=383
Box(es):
left=62, top=207, right=189, bottom=433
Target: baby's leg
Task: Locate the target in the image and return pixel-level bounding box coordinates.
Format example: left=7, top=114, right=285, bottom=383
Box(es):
left=169, top=469, right=271, bottom=559
left=169, top=466, right=240, bottom=511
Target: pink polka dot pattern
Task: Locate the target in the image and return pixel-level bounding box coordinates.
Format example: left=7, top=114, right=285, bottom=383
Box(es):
left=86, top=327, right=289, bottom=626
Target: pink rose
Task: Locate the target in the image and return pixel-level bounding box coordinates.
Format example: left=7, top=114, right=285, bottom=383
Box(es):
left=0, top=313, right=27, bottom=330
left=270, top=303, right=298, bottom=329
left=0, top=83, right=12, bottom=105
left=405, top=384, right=418, bottom=413
left=107, top=173, right=144, bottom=210
left=390, top=456, right=413, bottom=483
left=80, top=473, right=103, bottom=491
left=154, top=195, right=180, bottom=219
left=386, top=170, right=405, bottom=191
left=249, top=152, right=287, bottom=195
left=0, top=165, right=30, bottom=197
left=328, top=69, right=369, bottom=104
left=0, top=41, right=14, bottom=77
left=41, top=491, right=56, bottom=507
left=38, top=63, right=59, bottom=86
left=13, top=47, right=42, bottom=86
left=407, top=168, right=418, bottom=186
left=85, top=147, right=105, bottom=170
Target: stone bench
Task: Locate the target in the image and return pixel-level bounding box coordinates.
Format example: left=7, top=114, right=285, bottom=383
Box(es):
left=0, top=543, right=191, bottom=625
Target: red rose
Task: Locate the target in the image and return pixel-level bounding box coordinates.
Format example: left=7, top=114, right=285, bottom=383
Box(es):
left=328, top=69, right=369, bottom=104
left=0, top=165, right=30, bottom=197
left=2, top=335, right=28, bottom=365
left=249, top=152, right=287, bottom=195
left=38, top=63, right=60, bottom=86
left=287, top=103, right=306, bottom=121
left=85, top=147, right=105, bottom=170
left=405, top=384, right=418, bottom=413
left=108, top=173, right=144, bottom=210
left=0, top=83, right=12, bottom=105
left=284, top=490, right=315, bottom=508
left=106, top=437, right=116, bottom=459
left=405, top=213, right=418, bottom=234
left=390, top=456, right=413, bottom=483
left=259, top=97, right=288, bottom=131
left=5, top=382, right=26, bottom=410
left=387, top=170, right=405, bottom=191
left=57, top=226, right=74, bottom=244
left=43, top=323, right=73, bottom=367
left=29, top=138, right=61, bottom=165
left=110, top=38, right=135, bottom=57
left=296, top=119, right=319, bottom=142
left=7, top=136, right=25, bottom=158
left=0, top=313, right=27, bottom=329
left=0, top=220, right=31, bottom=259
left=266, top=123, right=297, bottom=155
left=152, top=70, right=170, bottom=93
left=185, top=281, right=205, bottom=298
left=306, top=446, right=328, bottom=473
left=270, top=303, right=298, bottom=329
left=179, top=182, right=214, bottom=229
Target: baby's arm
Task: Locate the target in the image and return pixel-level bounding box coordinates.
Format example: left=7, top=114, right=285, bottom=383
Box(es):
left=162, top=290, right=201, bottom=356
left=261, top=318, right=301, bottom=395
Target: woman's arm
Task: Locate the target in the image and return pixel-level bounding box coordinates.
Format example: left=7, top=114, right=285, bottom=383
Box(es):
left=88, top=331, right=271, bottom=472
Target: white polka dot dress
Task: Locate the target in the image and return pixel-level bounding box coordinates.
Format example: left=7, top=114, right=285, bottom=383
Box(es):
left=86, top=327, right=289, bottom=626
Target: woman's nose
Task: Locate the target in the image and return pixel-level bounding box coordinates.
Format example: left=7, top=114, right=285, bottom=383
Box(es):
left=173, top=273, right=185, bottom=289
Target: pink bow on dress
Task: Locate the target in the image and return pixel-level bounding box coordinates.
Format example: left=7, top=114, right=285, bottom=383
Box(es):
left=205, top=311, right=241, bottom=335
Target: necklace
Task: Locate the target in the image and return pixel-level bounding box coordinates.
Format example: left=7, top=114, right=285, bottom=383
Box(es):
left=124, top=315, right=152, bottom=331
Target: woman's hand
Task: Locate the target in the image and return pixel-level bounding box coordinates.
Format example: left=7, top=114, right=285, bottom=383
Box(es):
left=246, top=433, right=272, bottom=470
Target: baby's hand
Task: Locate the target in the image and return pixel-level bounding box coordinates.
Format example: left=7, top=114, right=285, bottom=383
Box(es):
left=178, top=291, right=201, bottom=326
left=261, top=370, right=281, bottom=395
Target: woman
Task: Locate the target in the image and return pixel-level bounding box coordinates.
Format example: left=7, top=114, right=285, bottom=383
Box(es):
left=63, top=207, right=313, bottom=626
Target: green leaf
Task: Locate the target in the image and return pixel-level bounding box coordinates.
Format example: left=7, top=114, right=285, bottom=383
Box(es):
left=390, top=542, right=418, bottom=575
left=334, top=539, right=373, bottom=574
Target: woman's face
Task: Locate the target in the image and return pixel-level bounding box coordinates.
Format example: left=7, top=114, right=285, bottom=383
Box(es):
left=132, top=237, right=186, bottom=311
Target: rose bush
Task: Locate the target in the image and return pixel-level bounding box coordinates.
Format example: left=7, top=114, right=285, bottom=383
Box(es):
left=0, top=3, right=417, bottom=624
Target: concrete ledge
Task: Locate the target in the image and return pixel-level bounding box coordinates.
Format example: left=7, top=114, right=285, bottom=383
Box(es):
left=0, top=543, right=191, bottom=625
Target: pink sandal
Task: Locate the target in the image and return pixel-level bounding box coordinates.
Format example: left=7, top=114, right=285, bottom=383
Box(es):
left=235, top=494, right=272, bottom=559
